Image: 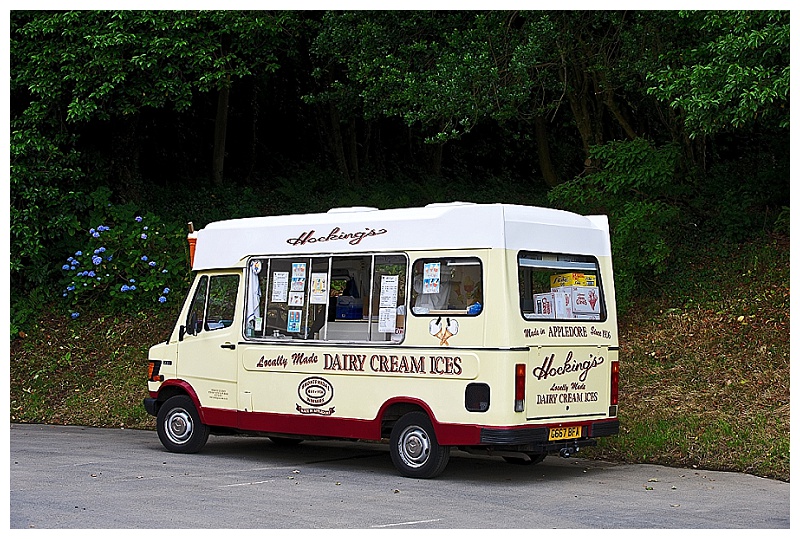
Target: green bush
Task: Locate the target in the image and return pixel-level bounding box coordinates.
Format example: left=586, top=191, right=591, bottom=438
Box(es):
left=58, top=191, right=191, bottom=319
left=548, top=139, right=683, bottom=308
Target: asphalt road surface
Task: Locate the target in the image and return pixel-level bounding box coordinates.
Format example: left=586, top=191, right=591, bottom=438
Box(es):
left=9, top=423, right=789, bottom=529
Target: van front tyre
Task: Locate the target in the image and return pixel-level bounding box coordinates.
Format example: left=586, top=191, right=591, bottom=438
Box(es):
left=156, top=395, right=210, bottom=453
left=389, top=412, right=450, bottom=478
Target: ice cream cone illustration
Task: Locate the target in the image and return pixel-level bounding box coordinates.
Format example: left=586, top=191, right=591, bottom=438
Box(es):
left=429, top=317, right=458, bottom=346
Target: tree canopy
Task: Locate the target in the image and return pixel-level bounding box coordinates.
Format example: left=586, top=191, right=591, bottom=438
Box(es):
left=9, top=10, right=790, bottom=323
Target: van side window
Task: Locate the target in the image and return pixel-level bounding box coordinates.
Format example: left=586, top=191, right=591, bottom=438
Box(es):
left=518, top=252, right=604, bottom=321
left=186, top=276, right=208, bottom=335
left=246, top=254, right=408, bottom=342
left=206, top=275, right=240, bottom=330
left=185, top=274, right=240, bottom=334
left=410, top=257, right=483, bottom=316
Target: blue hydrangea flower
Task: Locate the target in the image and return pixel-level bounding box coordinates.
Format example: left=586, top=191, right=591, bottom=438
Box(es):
left=62, top=264, right=70, bottom=270
left=143, top=226, right=149, bottom=231
left=92, top=232, right=100, bottom=238
left=149, top=261, right=156, bottom=267
left=135, top=216, right=143, bottom=222
left=162, top=269, right=168, bottom=274
left=141, top=255, right=148, bottom=261
left=158, top=296, right=167, bottom=303
left=120, top=285, right=130, bottom=292
left=67, top=285, right=76, bottom=291
left=75, top=251, right=82, bottom=256
left=92, top=255, right=102, bottom=265
left=130, top=285, right=137, bottom=291
left=163, top=287, right=170, bottom=294
left=71, top=312, right=80, bottom=319
left=129, top=278, right=136, bottom=283
left=141, top=234, right=148, bottom=240
left=88, top=271, right=96, bottom=278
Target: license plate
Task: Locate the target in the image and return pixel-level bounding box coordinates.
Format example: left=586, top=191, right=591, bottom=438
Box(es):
left=548, top=426, right=582, bottom=441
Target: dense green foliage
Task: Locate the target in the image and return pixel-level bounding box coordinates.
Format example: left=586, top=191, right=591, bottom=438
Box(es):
left=9, top=10, right=789, bottom=333
left=57, top=187, right=191, bottom=319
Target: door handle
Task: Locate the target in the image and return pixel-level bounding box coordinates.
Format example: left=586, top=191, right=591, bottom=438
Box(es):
left=220, top=343, right=236, bottom=350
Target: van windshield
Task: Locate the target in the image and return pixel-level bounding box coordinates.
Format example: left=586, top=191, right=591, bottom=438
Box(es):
left=518, top=252, right=604, bottom=321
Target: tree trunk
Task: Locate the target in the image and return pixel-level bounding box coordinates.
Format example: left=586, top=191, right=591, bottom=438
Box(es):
left=347, top=117, right=360, bottom=186
left=534, top=115, right=560, bottom=187
left=328, top=102, right=350, bottom=182
left=212, top=80, right=231, bottom=187
left=111, top=114, right=142, bottom=202
left=429, top=142, right=443, bottom=176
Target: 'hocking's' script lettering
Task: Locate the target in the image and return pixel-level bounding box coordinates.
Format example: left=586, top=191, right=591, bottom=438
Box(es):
left=532, top=351, right=604, bottom=383
left=287, top=226, right=388, bottom=247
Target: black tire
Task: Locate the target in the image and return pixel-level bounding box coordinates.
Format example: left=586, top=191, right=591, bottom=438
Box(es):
left=156, top=395, right=210, bottom=453
left=389, top=412, right=450, bottom=478
left=502, top=453, right=546, bottom=466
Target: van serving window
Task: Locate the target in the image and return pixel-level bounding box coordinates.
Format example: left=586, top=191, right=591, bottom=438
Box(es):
left=410, top=257, right=483, bottom=316
left=518, top=252, right=605, bottom=321
left=245, top=253, right=408, bottom=343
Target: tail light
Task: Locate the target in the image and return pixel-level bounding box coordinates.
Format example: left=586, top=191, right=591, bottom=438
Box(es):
left=610, top=361, right=619, bottom=405
left=148, top=360, right=163, bottom=382
left=514, top=364, right=526, bottom=412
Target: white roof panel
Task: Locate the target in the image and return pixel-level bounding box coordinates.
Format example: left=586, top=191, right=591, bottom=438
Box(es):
left=191, top=203, right=611, bottom=270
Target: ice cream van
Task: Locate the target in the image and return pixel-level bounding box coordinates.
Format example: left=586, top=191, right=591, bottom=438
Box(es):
left=144, top=202, right=619, bottom=478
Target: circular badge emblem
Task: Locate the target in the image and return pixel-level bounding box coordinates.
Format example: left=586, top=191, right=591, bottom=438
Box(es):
left=297, top=377, right=334, bottom=407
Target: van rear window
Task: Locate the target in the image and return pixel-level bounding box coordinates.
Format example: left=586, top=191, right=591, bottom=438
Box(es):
left=518, top=252, right=604, bottom=321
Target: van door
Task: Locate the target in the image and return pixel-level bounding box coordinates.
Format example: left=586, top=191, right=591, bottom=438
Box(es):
left=177, top=273, right=241, bottom=411
left=527, top=343, right=610, bottom=424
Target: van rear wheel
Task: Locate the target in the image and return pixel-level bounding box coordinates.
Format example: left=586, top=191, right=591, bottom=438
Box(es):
left=389, top=412, right=450, bottom=478
left=156, top=395, right=210, bottom=453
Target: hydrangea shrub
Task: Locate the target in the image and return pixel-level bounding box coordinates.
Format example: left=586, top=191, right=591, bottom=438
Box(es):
left=59, top=206, right=190, bottom=319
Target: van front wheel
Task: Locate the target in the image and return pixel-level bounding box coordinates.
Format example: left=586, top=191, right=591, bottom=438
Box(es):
left=156, top=395, right=210, bottom=453
left=389, top=412, right=450, bottom=478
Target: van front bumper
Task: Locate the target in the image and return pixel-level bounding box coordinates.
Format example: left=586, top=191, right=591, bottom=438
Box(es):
left=143, top=397, right=158, bottom=417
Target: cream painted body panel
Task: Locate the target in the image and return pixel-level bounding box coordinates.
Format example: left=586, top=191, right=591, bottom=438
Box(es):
left=149, top=204, right=618, bottom=432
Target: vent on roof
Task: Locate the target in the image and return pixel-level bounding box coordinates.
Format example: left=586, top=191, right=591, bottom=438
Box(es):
left=424, top=201, right=476, bottom=208
left=327, top=206, right=379, bottom=213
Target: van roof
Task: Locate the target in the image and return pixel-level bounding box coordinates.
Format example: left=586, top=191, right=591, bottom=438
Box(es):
left=191, top=202, right=611, bottom=270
